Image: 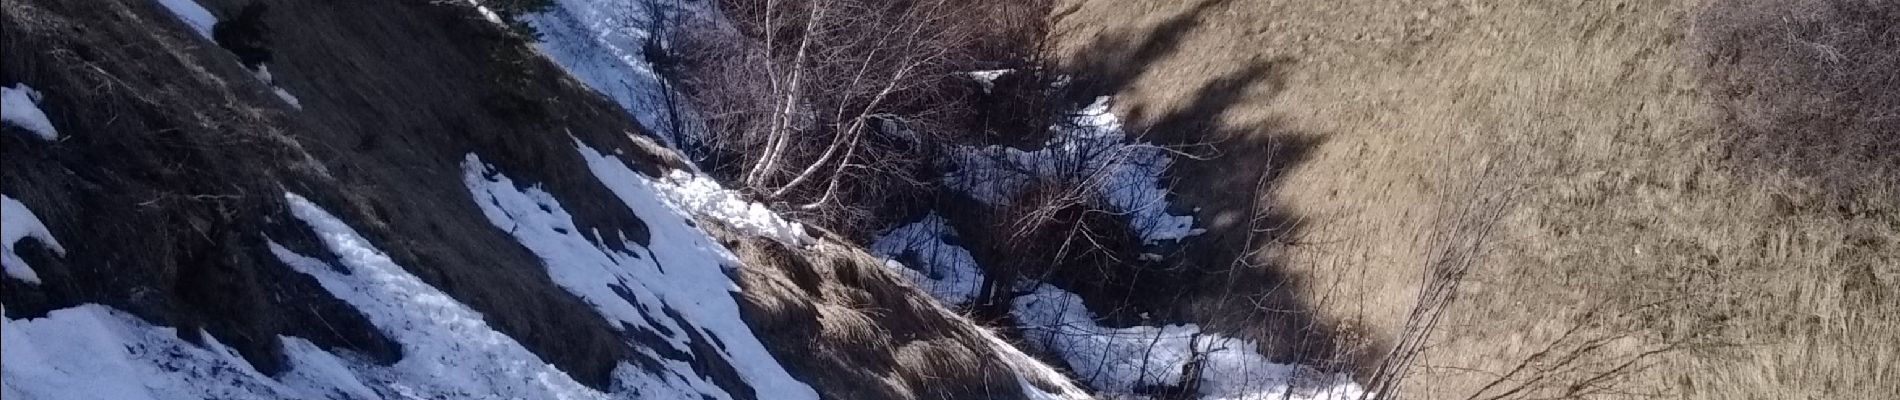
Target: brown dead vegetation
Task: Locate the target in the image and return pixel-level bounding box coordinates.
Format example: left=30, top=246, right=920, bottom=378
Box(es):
left=722, top=225, right=1085, bottom=399
left=1695, top=0, right=1900, bottom=195
left=685, top=0, right=1408, bottom=394
left=675, top=0, right=1060, bottom=239
left=1049, top=0, right=1898, bottom=398
left=951, top=178, right=1155, bottom=324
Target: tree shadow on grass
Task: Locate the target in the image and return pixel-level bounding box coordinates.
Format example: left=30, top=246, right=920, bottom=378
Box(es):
left=1052, top=0, right=1364, bottom=379
left=1057, top=0, right=1239, bottom=104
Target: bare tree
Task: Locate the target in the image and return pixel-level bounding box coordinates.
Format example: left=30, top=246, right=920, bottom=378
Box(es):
left=689, top=0, right=959, bottom=198
left=672, top=0, right=1057, bottom=235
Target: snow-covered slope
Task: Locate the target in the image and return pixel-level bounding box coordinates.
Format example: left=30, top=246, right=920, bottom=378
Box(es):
left=463, top=143, right=816, bottom=400
left=523, top=0, right=705, bottom=149
left=6, top=179, right=812, bottom=399
left=1, top=0, right=1096, bottom=398
left=4, top=305, right=296, bottom=400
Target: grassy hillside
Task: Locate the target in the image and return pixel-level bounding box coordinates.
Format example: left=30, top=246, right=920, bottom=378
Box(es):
left=1048, top=0, right=1897, bottom=397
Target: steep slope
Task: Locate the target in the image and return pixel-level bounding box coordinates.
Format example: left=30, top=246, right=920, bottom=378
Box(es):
left=528, top=0, right=1381, bottom=397
left=0, top=0, right=1090, bottom=398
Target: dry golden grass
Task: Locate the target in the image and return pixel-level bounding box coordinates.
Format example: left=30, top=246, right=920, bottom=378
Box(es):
left=720, top=225, right=1092, bottom=399
left=1049, top=0, right=1898, bottom=398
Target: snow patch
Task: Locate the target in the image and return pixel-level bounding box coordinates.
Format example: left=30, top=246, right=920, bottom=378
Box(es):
left=870, top=214, right=985, bottom=305
left=276, top=337, right=380, bottom=400
left=154, top=0, right=216, bottom=39
left=945, top=96, right=1197, bottom=243
left=1013, top=285, right=1368, bottom=400
left=574, top=140, right=809, bottom=245
left=1, top=84, right=59, bottom=140
left=966, top=69, right=1014, bottom=93
left=1, top=305, right=295, bottom=400
left=873, top=226, right=1367, bottom=399
left=2, top=195, right=66, bottom=284
left=255, top=66, right=303, bottom=110
left=153, top=0, right=303, bottom=109
left=657, top=170, right=809, bottom=244
left=475, top=5, right=506, bottom=25
left=271, top=87, right=302, bottom=109
left=976, top=324, right=1096, bottom=400
left=462, top=153, right=818, bottom=400
left=526, top=0, right=706, bottom=150
left=1, top=303, right=402, bottom=400
left=272, top=192, right=616, bottom=399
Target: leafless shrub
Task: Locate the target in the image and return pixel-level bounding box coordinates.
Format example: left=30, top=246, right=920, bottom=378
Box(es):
left=1426, top=296, right=1717, bottom=400
left=673, top=0, right=1058, bottom=236
left=1358, top=173, right=1515, bottom=399
left=721, top=227, right=1077, bottom=399
left=967, top=176, right=1154, bottom=321
left=675, top=0, right=1541, bottom=396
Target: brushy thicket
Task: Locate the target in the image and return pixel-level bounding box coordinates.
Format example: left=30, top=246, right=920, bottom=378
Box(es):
left=952, top=177, right=1158, bottom=323
left=674, top=0, right=1059, bottom=239
left=669, top=0, right=1188, bottom=325
left=1695, top=0, right=1899, bottom=195
left=673, top=0, right=1388, bottom=393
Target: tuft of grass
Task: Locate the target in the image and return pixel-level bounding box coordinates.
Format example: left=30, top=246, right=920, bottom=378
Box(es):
left=721, top=226, right=1071, bottom=400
